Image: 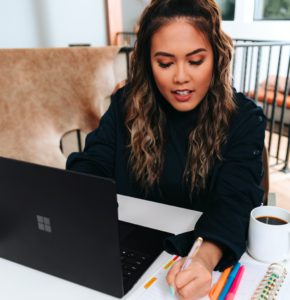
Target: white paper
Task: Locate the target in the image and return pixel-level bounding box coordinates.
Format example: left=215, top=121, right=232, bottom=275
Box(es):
left=138, top=256, right=289, bottom=300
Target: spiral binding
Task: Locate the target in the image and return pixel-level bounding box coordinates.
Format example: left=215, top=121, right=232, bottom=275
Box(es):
left=251, top=263, right=288, bottom=300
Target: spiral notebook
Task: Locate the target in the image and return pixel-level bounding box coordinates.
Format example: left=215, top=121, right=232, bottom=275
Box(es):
left=137, top=256, right=289, bottom=300
left=251, top=263, right=288, bottom=300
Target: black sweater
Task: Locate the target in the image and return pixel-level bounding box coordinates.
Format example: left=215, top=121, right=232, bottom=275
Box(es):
left=66, top=87, right=266, bottom=270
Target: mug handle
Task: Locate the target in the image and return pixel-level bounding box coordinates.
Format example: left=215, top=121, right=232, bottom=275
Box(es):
left=286, top=224, right=290, bottom=260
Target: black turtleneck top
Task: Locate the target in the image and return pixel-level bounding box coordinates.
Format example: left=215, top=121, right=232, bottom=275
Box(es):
left=66, top=86, right=266, bottom=270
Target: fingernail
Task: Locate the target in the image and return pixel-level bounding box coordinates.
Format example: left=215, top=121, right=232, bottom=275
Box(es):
left=169, top=285, right=175, bottom=297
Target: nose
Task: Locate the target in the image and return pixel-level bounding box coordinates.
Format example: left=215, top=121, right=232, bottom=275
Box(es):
left=173, top=63, right=190, bottom=84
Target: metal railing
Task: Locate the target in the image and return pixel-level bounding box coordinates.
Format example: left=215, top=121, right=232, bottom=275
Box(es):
left=233, top=39, right=290, bottom=171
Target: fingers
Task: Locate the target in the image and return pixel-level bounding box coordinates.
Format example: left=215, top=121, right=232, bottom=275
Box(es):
left=177, top=268, right=211, bottom=300
left=167, top=258, right=212, bottom=300
left=166, top=258, right=185, bottom=291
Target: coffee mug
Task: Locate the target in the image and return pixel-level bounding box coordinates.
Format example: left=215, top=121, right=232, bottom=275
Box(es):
left=247, top=206, right=290, bottom=263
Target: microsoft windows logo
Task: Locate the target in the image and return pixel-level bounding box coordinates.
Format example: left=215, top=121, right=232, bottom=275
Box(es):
left=36, top=215, right=52, bottom=233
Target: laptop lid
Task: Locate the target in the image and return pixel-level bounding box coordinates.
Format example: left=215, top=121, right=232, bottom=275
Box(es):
left=0, top=156, right=173, bottom=298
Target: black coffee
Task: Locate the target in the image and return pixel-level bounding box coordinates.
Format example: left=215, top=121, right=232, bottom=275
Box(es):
left=256, top=216, right=287, bottom=225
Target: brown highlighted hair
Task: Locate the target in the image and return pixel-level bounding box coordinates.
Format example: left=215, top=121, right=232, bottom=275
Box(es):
left=124, top=0, right=235, bottom=194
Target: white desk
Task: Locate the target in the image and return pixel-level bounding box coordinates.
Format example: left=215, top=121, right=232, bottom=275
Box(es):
left=0, top=195, right=289, bottom=300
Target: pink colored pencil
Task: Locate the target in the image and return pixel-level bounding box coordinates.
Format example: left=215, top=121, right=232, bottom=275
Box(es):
left=225, top=265, right=245, bottom=300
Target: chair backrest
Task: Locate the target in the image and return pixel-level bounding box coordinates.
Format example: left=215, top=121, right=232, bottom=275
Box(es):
left=0, top=46, right=126, bottom=168
left=261, top=145, right=270, bottom=205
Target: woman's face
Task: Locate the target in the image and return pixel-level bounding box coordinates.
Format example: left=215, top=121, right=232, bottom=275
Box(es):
left=150, top=19, right=214, bottom=112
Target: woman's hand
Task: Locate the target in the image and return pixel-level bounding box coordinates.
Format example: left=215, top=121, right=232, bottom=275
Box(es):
left=167, top=256, right=212, bottom=299
left=166, top=241, right=223, bottom=300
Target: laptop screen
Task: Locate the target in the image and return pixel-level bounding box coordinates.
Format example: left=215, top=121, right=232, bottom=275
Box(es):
left=0, top=156, right=173, bottom=297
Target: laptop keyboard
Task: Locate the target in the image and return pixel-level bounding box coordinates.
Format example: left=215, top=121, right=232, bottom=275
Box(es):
left=118, top=220, right=174, bottom=294
left=120, top=248, right=150, bottom=286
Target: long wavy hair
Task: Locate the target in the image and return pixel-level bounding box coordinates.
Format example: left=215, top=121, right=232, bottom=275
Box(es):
left=124, top=0, right=235, bottom=194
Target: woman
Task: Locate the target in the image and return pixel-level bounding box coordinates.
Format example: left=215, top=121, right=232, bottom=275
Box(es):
left=67, top=0, right=266, bottom=299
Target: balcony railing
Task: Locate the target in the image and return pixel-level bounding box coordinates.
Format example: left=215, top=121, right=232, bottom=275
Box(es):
left=232, top=39, right=290, bottom=171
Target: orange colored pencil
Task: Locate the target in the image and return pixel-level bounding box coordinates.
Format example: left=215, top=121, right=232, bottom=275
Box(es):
left=209, top=266, right=233, bottom=300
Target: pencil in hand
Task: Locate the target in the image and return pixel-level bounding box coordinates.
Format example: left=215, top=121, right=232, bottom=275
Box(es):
left=169, top=237, right=203, bottom=297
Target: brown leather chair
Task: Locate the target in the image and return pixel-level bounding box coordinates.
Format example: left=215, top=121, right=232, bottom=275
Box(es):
left=0, top=46, right=126, bottom=168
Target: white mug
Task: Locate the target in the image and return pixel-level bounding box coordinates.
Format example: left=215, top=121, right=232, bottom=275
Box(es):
left=247, top=206, right=290, bottom=263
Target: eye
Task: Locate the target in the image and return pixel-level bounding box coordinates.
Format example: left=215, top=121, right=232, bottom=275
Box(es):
left=189, top=60, right=203, bottom=66
left=158, top=62, right=173, bottom=68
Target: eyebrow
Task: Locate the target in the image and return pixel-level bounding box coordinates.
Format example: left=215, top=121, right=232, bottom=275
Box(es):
left=153, top=48, right=207, bottom=57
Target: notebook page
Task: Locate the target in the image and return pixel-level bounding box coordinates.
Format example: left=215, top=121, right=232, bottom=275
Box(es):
left=236, top=259, right=289, bottom=300
left=138, top=265, right=175, bottom=300
left=233, top=260, right=268, bottom=300
left=138, top=255, right=220, bottom=300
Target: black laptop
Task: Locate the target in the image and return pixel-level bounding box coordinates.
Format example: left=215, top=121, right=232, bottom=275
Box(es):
left=0, top=156, right=173, bottom=298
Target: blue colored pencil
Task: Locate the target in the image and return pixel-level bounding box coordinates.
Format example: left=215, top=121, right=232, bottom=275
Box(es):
left=218, top=262, right=241, bottom=300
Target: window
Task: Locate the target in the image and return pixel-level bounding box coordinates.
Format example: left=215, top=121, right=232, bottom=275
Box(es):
left=216, top=0, right=236, bottom=20
left=254, top=0, right=290, bottom=20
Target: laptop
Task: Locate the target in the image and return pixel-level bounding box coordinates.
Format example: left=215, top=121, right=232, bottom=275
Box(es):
left=0, top=156, right=174, bottom=298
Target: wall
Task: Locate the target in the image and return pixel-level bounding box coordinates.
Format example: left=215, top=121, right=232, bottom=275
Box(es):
left=0, top=0, right=288, bottom=48
left=0, top=0, right=107, bottom=48
left=122, top=0, right=145, bottom=31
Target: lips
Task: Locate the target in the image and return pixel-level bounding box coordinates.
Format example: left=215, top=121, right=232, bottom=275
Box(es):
left=171, top=89, right=193, bottom=102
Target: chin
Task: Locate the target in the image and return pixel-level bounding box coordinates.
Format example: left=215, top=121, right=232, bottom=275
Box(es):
left=172, top=103, right=198, bottom=112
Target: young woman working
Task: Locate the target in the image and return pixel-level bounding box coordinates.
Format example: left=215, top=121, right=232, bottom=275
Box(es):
left=67, top=0, right=266, bottom=299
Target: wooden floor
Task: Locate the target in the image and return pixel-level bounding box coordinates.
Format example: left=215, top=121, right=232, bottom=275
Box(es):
left=267, top=132, right=290, bottom=211
left=269, top=165, right=290, bottom=210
